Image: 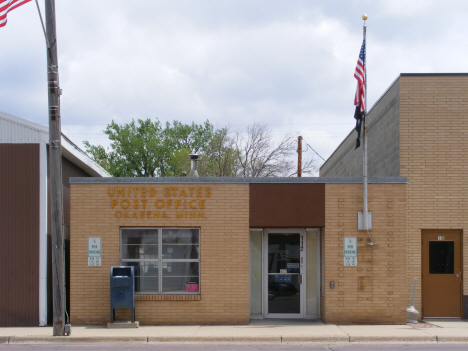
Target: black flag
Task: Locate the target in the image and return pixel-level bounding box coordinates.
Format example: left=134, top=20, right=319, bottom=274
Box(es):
left=354, top=105, right=363, bottom=149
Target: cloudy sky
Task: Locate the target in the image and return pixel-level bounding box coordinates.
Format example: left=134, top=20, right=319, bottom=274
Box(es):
left=1, top=0, right=467, bottom=169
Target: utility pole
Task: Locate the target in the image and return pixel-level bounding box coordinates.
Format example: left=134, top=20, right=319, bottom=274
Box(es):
left=297, top=136, right=302, bottom=177
left=46, top=0, right=65, bottom=336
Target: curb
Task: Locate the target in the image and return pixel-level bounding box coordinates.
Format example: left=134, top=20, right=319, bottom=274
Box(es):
left=148, top=336, right=281, bottom=343
left=9, top=336, right=148, bottom=344
left=437, top=336, right=468, bottom=342
left=3, top=334, right=468, bottom=344
left=349, top=335, right=437, bottom=343
left=281, top=336, right=349, bottom=343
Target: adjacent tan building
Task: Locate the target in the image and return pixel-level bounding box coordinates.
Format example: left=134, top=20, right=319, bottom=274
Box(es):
left=321, top=73, right=468, bottom=319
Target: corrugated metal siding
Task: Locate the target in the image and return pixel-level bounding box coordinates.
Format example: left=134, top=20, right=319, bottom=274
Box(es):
left=0, top=114, right=47, bottom=144
left=0, top=144, right=40, bottom=326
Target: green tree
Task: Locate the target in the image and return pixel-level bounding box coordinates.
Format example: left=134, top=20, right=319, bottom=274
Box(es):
left=161, top=120, right=216, bottom=176
left=168, top=127, right=240, bottom=177
left=84, top=118, right=233, bottom=177
left=201, top=128, right=239, bottom=176
left=82, top=141, right=109, bottom=171
left=87, top=119, right=166, bottom=177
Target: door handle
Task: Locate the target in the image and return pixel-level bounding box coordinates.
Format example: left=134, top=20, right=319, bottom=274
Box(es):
left=298, top=275, right=303, bottom=284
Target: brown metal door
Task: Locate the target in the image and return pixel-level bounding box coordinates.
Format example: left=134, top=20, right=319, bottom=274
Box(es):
left=422, top=230, right=462, bottom=317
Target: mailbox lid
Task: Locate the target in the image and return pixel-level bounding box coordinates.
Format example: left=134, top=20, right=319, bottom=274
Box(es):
left=111, top=266, right=133, bottom=278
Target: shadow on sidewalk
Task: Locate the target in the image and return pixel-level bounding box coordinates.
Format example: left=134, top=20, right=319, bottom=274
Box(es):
left=248, top=319, right=324, bottom=327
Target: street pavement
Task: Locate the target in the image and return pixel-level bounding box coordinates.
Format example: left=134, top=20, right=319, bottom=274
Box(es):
left=1, top=319, right=468, bottom=344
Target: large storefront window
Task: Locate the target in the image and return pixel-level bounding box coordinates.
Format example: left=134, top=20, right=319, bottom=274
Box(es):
left=120, top=228, right=200, bottom=294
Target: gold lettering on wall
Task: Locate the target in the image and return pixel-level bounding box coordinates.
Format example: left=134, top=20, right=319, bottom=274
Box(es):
left=114, top=211, right=169, bottom=219
left=108, top=186, right=211, bottom=220
left=107, top=187, right=157, bottom=197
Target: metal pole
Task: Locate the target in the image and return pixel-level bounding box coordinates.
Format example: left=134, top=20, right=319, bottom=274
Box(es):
left=46, top=0, right=65, bottom=336
left=297, top=136, right=302, bottom=177
left=34, top=0, right=50, bottom=48
left=362, top=16, right=368, bottom=230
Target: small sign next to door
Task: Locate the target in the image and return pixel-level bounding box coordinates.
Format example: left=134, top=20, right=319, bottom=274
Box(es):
left=343, top=237, right=357, bottom=267
left=88, top=237, right=102, bottom=267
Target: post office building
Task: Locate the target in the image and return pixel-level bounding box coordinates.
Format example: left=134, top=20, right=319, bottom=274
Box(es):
left=70, top=177, right=407, bottom=325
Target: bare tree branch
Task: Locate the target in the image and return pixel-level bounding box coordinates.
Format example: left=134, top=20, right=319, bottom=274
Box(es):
left=234, top=123, right=297, bottom=177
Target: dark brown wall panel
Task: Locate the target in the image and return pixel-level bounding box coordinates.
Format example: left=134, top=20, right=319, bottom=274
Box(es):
left=0, top=144, right=40, bottom=326
left=249, top=183, right=325, bottom=228
left=62, top=156, right=90, bottom=227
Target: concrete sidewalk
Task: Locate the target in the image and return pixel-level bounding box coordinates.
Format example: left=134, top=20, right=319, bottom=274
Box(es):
left=1, top=319, right=468, bottom=344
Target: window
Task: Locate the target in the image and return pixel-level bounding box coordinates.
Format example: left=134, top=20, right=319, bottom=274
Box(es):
left=429, top=241, right=454, bottom=274
left=120, top=228, right=200, bottom=294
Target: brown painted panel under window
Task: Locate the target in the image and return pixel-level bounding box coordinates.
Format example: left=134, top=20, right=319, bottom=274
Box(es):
left=249, top=183, right=325, bottom=228
left=0, top=144, right=40, bottom=326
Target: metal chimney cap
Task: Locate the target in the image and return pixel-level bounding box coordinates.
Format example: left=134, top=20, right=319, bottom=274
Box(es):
left=189, top=153, right=199, bottom=177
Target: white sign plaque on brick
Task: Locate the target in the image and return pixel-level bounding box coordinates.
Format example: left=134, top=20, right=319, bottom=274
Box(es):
left=343, top=257, right=358, bottom=266
left=88, top=257, right=102, bottom=266
left=88, top=237, right=102, bottom=266
left=343, top=237, right=357, bottom=266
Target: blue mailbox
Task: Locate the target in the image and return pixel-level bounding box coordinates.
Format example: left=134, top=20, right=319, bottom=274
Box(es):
left=110, top=266, right=135, bottom=322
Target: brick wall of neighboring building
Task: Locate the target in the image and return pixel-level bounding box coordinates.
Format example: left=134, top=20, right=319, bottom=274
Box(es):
left=399, top=75, right=468, bottom=316
left=322, top=183, right=407, bottom=324
left=319, top=74, right=468, bottom=319
left=70, top=182, right=250, bottom=325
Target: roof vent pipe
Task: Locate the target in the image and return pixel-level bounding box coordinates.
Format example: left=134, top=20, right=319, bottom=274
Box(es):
left=189, top=153, right=199, bottom=177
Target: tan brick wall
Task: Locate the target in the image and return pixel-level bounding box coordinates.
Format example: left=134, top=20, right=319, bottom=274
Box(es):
left=322, top=183, right=407, bottom=324
left=70, top=183, right=249, bottom=325
left=400, top=75, right=468, bottom=317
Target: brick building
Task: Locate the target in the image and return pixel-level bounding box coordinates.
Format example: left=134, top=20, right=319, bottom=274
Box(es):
left=70, top=177, right=406, bottom=325
left=321, top=73, right=468, bottom=319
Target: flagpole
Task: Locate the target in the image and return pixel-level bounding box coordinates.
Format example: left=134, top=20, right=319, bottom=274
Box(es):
left=362, top=14, right=368, bottom=230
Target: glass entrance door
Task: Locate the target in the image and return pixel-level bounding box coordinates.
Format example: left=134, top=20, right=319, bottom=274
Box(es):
left=264, top=230, right=305, bottom=318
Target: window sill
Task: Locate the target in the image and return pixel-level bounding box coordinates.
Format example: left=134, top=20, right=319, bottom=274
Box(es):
left=136, top=294, right=201, bottom=301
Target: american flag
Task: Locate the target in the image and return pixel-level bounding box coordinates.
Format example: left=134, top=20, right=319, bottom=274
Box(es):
left=354, top=38, right=366, bottom=112
left=0, top=0, right=31, bottom=27
left=353, top=38, right=365, bottom=149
